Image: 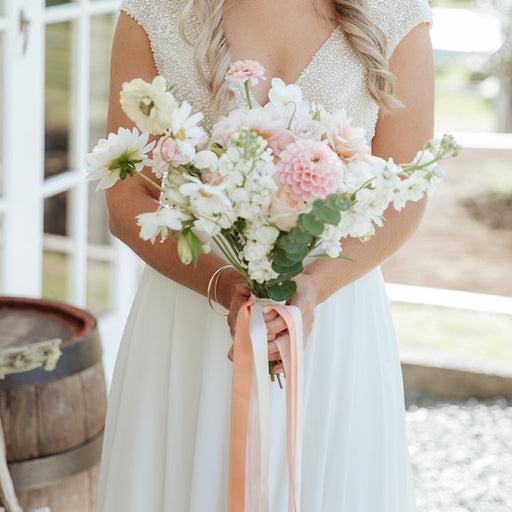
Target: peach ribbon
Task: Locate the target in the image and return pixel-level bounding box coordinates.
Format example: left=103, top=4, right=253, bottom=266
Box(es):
left=228, top=299, right=303, bottom=512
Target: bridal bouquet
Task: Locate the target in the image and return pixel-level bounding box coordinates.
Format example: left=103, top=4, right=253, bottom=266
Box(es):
left=86, top=60, right=460, bottom=303
left=86, top=61, right=459, bottom=512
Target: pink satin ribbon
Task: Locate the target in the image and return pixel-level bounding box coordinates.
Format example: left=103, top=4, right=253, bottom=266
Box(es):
left=228, top=300, right=303, bottom=512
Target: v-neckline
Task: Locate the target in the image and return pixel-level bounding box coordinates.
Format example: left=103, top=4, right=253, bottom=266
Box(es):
left=234, top=26, right=341, bottom=108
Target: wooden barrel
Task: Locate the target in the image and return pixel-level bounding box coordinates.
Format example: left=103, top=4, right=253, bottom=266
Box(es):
left=0, top=297, right=106, bottom=512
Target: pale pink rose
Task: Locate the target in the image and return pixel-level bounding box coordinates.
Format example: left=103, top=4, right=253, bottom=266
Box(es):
left=326, top=110, right=370, bottom=161
left=292, top=119, right=326, bottom=141
left=225, top=60, right=266, bottom=86
left=277, top=139, right=344, bottom=201
left=269, top=188, right=309, bottom=231
left=152, top=134, right=191, bottom=177
left=211, top=108, right=292, bottom=152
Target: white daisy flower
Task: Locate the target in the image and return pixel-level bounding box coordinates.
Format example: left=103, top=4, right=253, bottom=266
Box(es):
left=170, top=101, right=207, bottom=146
left=85, top=127, right=155, bottom=190
left=120, top=76, right=178, bottom=135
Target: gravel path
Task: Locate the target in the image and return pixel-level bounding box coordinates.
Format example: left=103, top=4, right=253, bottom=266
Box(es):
left=406, top=396, right=512, bottom=512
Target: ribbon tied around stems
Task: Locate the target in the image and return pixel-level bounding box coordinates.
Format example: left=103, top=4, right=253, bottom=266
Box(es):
left=228, top=297, right=304, bottom=512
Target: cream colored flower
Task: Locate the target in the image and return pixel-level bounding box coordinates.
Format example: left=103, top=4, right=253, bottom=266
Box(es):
left=120, top=76, right=178, bottom=135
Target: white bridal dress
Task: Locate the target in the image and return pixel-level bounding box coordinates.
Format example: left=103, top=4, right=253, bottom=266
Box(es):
left=97, top=1, right=432, bottom=510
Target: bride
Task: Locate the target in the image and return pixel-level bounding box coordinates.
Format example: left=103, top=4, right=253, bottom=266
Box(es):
left=97, top=0, right=434, bottom=510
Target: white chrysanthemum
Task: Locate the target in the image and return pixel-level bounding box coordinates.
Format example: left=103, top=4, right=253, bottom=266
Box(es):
left=136, top=207, right=184, bottom=243
left=120, top=76, right=178, bottom=135
left=85, top=127, right=155, bottom=190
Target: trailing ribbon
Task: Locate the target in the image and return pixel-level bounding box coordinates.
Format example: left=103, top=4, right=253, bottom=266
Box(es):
left=228, top=299, right=303, bottom=512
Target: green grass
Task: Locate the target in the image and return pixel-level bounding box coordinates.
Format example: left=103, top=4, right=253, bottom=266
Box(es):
left=42, top=251, right=113, bottom=314
left=392, top=302, right=512, bottom=365
left=436, top=93, right=494, bottom=118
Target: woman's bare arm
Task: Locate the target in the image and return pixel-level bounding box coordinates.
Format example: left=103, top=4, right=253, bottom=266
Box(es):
left=104, top=12, right=246, bottom=311
left=266, top=23, right=435, bottom=341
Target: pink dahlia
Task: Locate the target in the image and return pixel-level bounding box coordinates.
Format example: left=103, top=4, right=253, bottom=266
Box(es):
left=225, top=60, right=266, bottom=86
left=277, top=139, right=344, bottom=201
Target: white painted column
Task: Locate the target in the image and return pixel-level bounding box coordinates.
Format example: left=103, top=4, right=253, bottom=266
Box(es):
left=2, top=0, right=45, bottom=297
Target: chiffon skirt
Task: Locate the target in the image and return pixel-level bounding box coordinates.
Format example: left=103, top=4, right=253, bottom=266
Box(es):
left=97, top=265, right=416, bottom=511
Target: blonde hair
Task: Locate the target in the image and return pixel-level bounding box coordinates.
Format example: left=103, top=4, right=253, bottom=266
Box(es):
left=179, top=0, right=400, bottom=116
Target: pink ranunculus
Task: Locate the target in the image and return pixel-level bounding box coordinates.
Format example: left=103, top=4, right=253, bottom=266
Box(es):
left=326, top=109, right=370, bottom=162
left=225, top=60, right=267, bottom=86
left=152, top=133, right=191, bottom=177
left=269, top=188, right=309, bottom=231
left=277, top=139, right=345, bottom=202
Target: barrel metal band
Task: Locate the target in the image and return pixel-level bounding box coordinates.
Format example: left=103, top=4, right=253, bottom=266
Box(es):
left=0, top=330, right=103, bottom=389
left=8, top=430, right=104, bottom=491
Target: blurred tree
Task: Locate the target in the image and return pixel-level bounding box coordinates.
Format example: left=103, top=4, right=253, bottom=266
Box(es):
left=479, top=0, right=512, bottom=131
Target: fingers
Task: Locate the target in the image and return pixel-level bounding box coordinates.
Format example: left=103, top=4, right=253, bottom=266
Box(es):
left=227, top=339, right=283, bottom=363
left=263, top=307, right=287, bottom=341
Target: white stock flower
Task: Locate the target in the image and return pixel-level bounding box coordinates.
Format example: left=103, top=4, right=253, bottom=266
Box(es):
left=411, top=149, right=437, bottom=171
left=393, top=173, right=429, bottom=210
left=320, top=224, right=344, bottom=258
left=247, top=258, right=278, bottom=284
left=85, top=127, right=154, bottom=190
left=194, top=150, right=219, bottom=171
left=120, top=76, right=178, bottom=135
left=136, top=207, right=183, bottom=243
left=179, top=176, right=235, bottom=236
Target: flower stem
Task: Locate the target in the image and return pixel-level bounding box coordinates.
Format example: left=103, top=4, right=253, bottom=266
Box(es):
left=133, top=169, right=166, bottom=194
left=244, top=81, right=253, bottom=109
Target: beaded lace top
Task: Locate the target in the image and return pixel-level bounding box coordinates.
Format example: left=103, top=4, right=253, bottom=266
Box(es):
left=119, top=0, right=432, bottom=141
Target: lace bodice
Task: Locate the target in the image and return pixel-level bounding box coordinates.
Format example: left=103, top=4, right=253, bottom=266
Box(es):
left=120, top=0, right=431, bottom=141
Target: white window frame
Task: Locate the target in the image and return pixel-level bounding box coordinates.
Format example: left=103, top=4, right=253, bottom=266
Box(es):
left=1, top=0, right=139, bottom=384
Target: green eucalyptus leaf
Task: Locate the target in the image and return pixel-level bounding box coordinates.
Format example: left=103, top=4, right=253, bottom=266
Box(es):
left=300, top=214, right=324, bottom=236
left=271, top=259, right=303, bottom=275
left=272, top=248, right=294, bottom=267
left=268, top=280, right=297, bottom=302
left=317, top=204, right=341, bottom=225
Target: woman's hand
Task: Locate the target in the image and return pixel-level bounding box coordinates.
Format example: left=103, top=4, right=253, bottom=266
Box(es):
left=225, top=284, right=283, bottom=364
left=268, top=272, right=318, bottom=372
left=224, top=270, right=319, bottom=367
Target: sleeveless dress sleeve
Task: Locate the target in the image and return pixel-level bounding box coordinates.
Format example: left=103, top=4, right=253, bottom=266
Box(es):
left=370, top=0, right=433, bottom=59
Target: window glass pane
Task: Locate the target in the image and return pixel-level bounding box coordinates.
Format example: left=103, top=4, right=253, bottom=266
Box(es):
left=45, top=21, right=72, bottom=180
left=87, top=256, right=113, bottom=316
left=42, top=248, right=70, bottom=302
left=89, top=14, right=116, bottom=151
left=88, top=13, right=117, bottom=313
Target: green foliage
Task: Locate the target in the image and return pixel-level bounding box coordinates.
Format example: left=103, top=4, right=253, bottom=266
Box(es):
left=264, top=192, right=355, bottom=301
